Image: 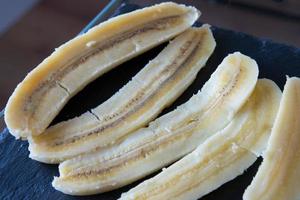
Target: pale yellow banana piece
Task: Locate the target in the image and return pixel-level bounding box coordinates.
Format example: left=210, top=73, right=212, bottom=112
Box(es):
left=28, top=26, right=216, bottom=164
left=4, top=2, right=200, bottom=138
left=52, top=52, right=258, bottom=195
left=243, top=77, right=300, bottom=200
left=120, top=79, right=281, bottom=200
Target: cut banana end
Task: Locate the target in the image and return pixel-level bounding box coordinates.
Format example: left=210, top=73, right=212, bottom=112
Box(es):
left=28, top=25, right=216, bottom=164
left=120, top=79, right=281, bottom=200
left=244, top=77, right=300, bottom=200
left=4, top=2, right=200, bottom=138
left=52, top=52, right=258, bottom=196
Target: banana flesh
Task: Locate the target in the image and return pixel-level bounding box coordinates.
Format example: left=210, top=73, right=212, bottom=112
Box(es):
left=243, top=77, right=300, bottom=200
left=5, top=2, right=200, bottom=138
left=52, top=52, right=258, bottom=195
left=120, top=79, right=281, bottom=200
left=28, top=26, right=216, bottom=164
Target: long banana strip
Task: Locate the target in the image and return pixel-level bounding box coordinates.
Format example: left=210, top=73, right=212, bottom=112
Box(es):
left=5, top=2, right=200, bottom=138
left=52, top=52, right=258, bottom=195
left=28, top=26, right=216, bottom=164
left=243, top=77, right=300, bottom=200
left=120, top=79, right=281, bottom=200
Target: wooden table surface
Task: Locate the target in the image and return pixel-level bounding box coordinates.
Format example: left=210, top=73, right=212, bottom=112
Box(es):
left=0, top=0, right=299, bottom=109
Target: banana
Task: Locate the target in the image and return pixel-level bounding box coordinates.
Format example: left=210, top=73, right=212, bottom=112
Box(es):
left=243, top=77, right=300, bottom=200
left=28, top=26, right=216, bottom=164
left=52, top=52, right=258, bottom=195
left=120, top=79, right=281, bottom=200
left=4, top=2, right=200, bottom=138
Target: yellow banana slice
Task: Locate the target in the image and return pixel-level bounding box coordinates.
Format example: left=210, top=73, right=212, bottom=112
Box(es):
left=243, top=77, right=300, bottom=200
left=120, top=79, right=281, bottom=200
left=52, top=52, right=258, bottom=195
left=5, top=2, right=200, bottom=138
left=28, top=26, right=216, bottom=164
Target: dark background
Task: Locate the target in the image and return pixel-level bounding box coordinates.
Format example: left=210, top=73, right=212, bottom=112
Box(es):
left=0, top=1, right=300, bottom=199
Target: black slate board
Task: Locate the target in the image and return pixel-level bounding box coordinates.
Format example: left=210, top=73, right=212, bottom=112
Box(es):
left=1, top=3, right=300, bottom=200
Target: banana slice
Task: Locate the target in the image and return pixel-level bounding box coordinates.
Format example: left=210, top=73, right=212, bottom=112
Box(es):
left=120, top=79, right=281, bottom=200
left=244, top=77, right=300, bottom=200
left=5, top=2, right=200, bottom=138
left=52, top=52, right=258, bottom=195
left=28, top=26, right=216, bottom=164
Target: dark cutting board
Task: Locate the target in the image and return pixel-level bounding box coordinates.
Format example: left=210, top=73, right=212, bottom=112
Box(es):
left=1, top=3, right=300, bottom=200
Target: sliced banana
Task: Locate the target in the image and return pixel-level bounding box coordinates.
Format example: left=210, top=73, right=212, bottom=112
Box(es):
left=52, top=52, right=258, bottom=195
left=5, top=2, right=200, bottom=138
left=28, top=26, right=216, bottom=164
left=244, top=77, right=300, bottom=200
left=120, top=79, right=281, bottom=200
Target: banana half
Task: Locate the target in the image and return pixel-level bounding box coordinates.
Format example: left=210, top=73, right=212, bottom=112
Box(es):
left=52, top=52, right=258, bottom=195
left=5, top=2, right=200, bottom=138
left=28, top=26, right=216, bottom=164
left=120, top=79, right=281, bottom=200
left=244, top=77, right=300, bottom=200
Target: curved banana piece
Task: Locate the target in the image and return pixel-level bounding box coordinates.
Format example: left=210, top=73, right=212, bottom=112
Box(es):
left=5, top=2, right=200, bottom=138
left=244, top=77, right=300, bottom=200
left=52, top=52, right=258, bottom=195
left=120, top=79, right=281, bottom=200
left=28, top=26, right=216, bottom=164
